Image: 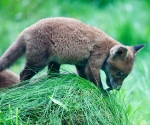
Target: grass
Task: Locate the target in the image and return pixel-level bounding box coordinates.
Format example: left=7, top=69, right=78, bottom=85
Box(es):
left=123, top=52, right=150, bottom=124
left=0, top=0, right=149, bottom=124
left=0, top=74, right=131, bottom=125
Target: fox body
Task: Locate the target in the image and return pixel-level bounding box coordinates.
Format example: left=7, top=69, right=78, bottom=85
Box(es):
left=0, top=70, right=19, bottom=88
left=0, top=17, right=145, bottom=90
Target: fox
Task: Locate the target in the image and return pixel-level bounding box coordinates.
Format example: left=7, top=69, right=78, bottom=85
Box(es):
left=0, top=70, right=19, bottom=88
left=0, top=17, right=145, bottom=90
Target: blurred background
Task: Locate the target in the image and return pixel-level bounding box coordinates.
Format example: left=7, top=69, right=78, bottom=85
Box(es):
left=0, top=0, right=149, bottom=124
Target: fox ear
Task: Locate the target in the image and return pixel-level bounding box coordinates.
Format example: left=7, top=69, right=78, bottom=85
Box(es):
left=111, top=46, right=128, bottom=59
left=133, top=44, right=146, bottom=54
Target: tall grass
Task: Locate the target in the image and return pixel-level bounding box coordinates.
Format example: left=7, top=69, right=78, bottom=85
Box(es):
left=0, top=74, right=131, bottom=125
left=123, top=52, right=150, bottom=124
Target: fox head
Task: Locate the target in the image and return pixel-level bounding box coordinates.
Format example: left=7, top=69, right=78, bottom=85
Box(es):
left=102, top=44, right=145, bottom=90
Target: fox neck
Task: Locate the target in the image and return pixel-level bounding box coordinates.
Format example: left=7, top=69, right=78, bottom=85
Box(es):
left=95, top=31, right=122, bottom=70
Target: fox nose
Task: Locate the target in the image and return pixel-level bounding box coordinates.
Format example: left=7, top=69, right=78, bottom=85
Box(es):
left=111, top=82, right=121, bottom=90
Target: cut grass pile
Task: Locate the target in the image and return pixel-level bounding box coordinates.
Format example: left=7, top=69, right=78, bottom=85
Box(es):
left=0, top=74, right=131, bottom=125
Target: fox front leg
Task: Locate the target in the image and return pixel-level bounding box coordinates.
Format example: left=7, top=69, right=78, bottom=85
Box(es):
left=84, top=47, right=109, bottom=91
left=85, top=64, right=103, bottom=90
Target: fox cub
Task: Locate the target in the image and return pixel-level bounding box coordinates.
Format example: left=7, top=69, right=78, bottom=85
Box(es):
left=0, top=70, right=19, bottom=88
left=0, top=17, right=145, bottom=90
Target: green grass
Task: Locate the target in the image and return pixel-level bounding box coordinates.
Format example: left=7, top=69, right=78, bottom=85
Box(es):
left=123, top=52, right=150, bottom=124
left=0, top=0, right=150, bottom=124
left=0, top=74, right=131, bottom=125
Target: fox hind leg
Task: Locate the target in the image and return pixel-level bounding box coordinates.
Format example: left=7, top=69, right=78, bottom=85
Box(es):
left=20, top=54, right=47, bottom=81
left=20, top=63, right=46, bottom=81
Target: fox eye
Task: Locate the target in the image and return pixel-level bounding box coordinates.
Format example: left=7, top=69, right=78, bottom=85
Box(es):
left=115, top=71, right=122, bottom=78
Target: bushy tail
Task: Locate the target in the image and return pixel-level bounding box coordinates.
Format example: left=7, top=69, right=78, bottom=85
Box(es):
left=0, top=35, right=25, bottom=72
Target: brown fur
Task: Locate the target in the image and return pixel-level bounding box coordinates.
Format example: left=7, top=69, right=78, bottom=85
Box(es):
left=0, top=70, right=19, bottom=88
left=0, top=17, right=145, bottom=90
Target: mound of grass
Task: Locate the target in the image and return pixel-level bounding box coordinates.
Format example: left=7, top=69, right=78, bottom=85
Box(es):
left=0, top=74, right=131, bottom=125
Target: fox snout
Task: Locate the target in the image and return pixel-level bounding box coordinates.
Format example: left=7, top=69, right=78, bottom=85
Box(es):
left=106, top=76, right=121, bottom=90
